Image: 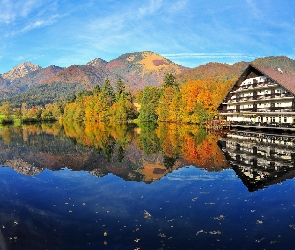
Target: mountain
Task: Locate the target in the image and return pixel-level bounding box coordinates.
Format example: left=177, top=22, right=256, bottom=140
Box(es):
left=176, top=61, right=249, bottom=83
left=86, top=58, right=108, bottom=67
left=105, top=51, right=187, bottom=91
left=0, top=75, right=9, bottom=88
left=252, top=56, right=295, bottom=75
left=1, top=51, right=186, bottom=106
left=0, top=65, right=63, bottom=99
left=175, top=56, right=295, bottom=84
left=42, top=51, right=186, bottom=92
left=2, top=62, right=41, bottom=81
left=0, top=53, right=294, bottom=107
left=41, top=64, right=110, bottom=89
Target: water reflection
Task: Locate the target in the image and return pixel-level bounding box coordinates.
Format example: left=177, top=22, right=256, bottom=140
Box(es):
left=0, top=122, right=229, bottom=182
left=1, top=124, right=295, bottom=249
left=218, top=130, right=295, bottom=191
left=2, top=123, right=295, bottom=191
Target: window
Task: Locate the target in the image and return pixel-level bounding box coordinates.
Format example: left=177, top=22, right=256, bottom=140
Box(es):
left=284, top=116, right=287, bottom=123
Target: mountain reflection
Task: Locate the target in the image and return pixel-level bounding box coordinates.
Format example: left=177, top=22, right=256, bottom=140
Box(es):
left=218, top=130, right=295, bottom=191
left=0, top=122, right=229, bottom=182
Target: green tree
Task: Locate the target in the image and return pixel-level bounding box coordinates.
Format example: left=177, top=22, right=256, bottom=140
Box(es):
left=93, top=84, right=101, bottom=95
left=138, top=87, right=160, bottom=122
left=115, top=78, right=126, bottom=101
left=101, top=78, right=115, bottom=106
left=163, top=73, right=177, bottom=88
left=41, top=109, right=54, bottom=120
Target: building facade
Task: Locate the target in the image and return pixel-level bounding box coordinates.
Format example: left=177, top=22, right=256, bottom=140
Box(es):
left=219, top=64, right=295, bottom=126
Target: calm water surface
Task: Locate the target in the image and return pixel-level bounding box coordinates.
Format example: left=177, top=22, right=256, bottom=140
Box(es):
left=0, top=123, right=295, bottom=250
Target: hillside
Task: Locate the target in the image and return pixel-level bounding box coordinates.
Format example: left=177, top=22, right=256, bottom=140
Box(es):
left=1, top=51, right=186, bottom=106
left=0, top=66, right=63, bottom=99
left=2, top=62, right=41, bottom=80
left=0, top=53, right=294, bottom=107
left=252, top=56, right=295, bottom=75
left=41, top=65, right=111, bottom=89
left=176, top=61, right=249, bottom=84
left=106, top=51, right=187, bottom=91
left=42, top=51, right=186, bottom=92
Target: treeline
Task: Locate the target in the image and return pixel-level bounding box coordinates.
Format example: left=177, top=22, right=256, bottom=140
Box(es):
left=63, top=78, right=138, bottom=122
left=138, top=73, right=236, bottom=123
left=0, top=74, right=236, bottom=125
left=0, top=101, right=63, bottom=125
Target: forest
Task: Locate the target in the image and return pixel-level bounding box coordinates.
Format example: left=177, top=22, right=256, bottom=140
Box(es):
left=0, top=73, right=236, bottom=125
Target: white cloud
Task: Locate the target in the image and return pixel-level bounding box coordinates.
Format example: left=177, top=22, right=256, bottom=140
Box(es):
left=246, top=0, right=262, bottom=19
left=168, top=0, right=188, bottom=13
left=21, top=15, right=60, bottom=33
left=137, top=0, right=164, bottom=17
left=0, top=0, right=42, bottom=23
left=162, top=53, right=255, bottom=60
left=0, top=0, right=15, bottom=23
left=20, top=0, right=42, bottom=17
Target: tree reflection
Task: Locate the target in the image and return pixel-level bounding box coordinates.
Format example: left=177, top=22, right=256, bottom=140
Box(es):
left=137, top=122, right=161, bottom=155
left=163, top=155, right=177, bottom=169
left=156, top=123, right=229, bottom=171
left=0, top=121, right=229, bottom=181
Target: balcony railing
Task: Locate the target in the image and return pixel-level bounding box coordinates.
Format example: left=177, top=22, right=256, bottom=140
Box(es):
left=224, top=93, right=294, bottom=104
left=232, top=81, right=278, bottom=93
left=221, top=107, right=295, bottom=113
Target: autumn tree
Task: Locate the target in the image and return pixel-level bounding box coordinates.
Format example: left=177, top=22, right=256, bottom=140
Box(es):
left=157, top=86, right=179, bottom=122
left=0, top=102, right=12, bottom=119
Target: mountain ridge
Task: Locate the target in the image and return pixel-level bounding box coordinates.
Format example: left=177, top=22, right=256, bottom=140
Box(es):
left=1, top=52, right=294, bottom=106
left=2, top=62, right=42, bottom=81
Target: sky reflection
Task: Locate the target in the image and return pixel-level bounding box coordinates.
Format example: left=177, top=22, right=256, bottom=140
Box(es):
left=0, top=165, right=295, bottom=249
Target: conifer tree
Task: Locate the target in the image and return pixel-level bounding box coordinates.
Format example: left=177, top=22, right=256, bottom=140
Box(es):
left=138, top=87, right=160, bottom=122
left=115, top=78, right=126, bottom=101
left=163, top=73, right=177, bottom=88
left=101, top=78, right=115, bottom=106
left=93, top=84, right=101, bottom=95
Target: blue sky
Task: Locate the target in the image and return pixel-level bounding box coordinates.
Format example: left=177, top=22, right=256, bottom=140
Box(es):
left=0, top=0, right=295, bottom=74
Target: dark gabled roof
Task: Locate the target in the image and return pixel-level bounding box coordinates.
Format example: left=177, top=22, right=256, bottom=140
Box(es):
left=251, top=64, right=295, bottom=94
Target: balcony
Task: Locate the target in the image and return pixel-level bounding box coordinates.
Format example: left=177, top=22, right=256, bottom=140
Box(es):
left=224, top=93, right=294, bottom=104
left=232, top=81, right=278, bottom=93
left=221, top=107, right=295, bottom=114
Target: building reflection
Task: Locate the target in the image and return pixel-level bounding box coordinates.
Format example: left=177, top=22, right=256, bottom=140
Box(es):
left=218, top=130, right=295, bottom=191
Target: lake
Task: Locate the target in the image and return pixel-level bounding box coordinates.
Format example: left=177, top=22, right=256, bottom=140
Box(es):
left=0, top=122, right=295, bottom=249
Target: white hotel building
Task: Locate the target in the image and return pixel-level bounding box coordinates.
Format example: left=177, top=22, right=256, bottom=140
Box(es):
left=219, top=64, right=295, bottom=127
